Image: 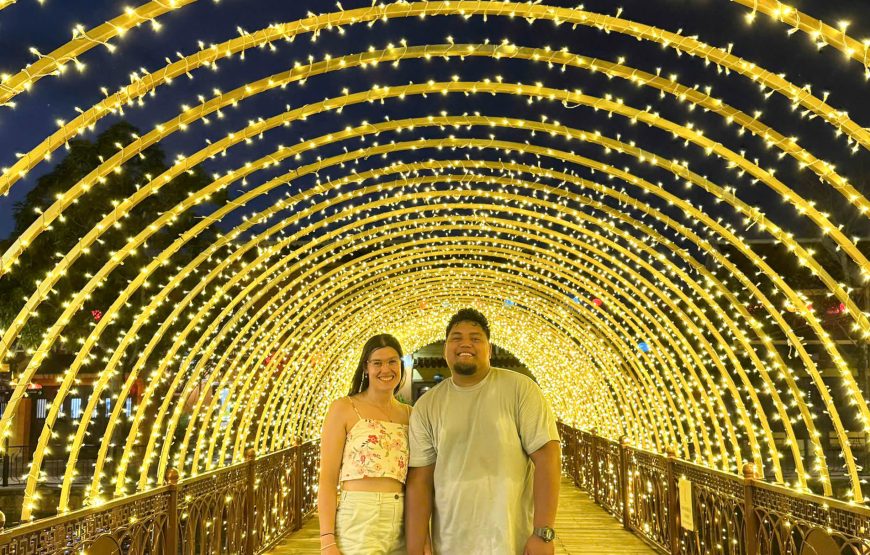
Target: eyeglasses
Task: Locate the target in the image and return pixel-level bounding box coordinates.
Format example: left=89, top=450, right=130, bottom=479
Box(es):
left=367, top=358, right=401, bottom=370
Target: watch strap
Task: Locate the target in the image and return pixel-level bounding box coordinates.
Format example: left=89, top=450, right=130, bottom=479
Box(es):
left=533, top=526, right=556, bottom=542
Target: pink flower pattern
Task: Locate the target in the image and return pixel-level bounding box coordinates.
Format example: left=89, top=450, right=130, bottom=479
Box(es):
left=340, top=418, right=409, bottom=483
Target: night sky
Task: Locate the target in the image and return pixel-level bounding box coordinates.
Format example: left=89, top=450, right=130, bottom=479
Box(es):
left=1, top=0, right=869, bottom=241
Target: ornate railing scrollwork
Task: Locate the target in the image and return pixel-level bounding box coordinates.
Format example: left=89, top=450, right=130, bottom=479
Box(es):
left=0, top=440, right=320, bottom=554
left=578, top=429, right=595, bottom=491
left=753, top=480, right=870, bottom=555
left=559, top=423, right=870, bottom=555
left=0, top=487, right=172, bottom=554
left=253, top=447, right=299, bottom=551
left=628, top=448, right=671, bottom=551
left=178, top=461, right=250, bottom=554
left=557, top=423, right=580, bottom=486
left=674, top=460, right=745, bottom=555
left=595, top=437, right=623, bottom=520
left=299, top=441, right=320, bottom=517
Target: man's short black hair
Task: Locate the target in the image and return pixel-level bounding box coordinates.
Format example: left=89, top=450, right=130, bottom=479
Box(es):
left=445, top=308, right=491, bottom=339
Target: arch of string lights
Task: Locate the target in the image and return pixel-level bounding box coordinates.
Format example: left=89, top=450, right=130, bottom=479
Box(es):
left=0, top=0, right=868, bottom=520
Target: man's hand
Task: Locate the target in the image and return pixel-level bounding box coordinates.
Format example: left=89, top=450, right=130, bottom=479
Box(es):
left=523, top=534, right=555, bottom=555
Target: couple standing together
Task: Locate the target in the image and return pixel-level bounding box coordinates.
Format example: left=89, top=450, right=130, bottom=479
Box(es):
left=318, top=308, right=561, bottom=555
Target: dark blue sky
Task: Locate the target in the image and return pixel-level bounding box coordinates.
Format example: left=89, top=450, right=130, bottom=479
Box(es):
left=1, top=0, right=869, bottom=241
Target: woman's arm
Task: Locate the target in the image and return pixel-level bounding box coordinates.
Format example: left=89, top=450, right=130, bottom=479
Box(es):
left=318, top=399, right=347, bottom=553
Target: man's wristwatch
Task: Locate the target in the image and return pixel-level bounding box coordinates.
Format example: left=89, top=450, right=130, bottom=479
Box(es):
left=533, top=526, right=556, bottom=542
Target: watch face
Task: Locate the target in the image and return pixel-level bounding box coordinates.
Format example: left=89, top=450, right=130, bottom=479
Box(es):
left=544, top=528, right=555, bottom=541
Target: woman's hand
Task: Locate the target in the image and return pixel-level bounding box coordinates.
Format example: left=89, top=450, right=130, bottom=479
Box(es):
left=321, top=541, right=342, bottom=555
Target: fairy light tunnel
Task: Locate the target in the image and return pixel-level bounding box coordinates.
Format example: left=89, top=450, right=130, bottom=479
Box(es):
left=0, top=0, right=868, bottom=523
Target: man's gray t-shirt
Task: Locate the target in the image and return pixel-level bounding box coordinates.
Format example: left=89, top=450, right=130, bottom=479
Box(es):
left=409, top=367, right=560, bottom=554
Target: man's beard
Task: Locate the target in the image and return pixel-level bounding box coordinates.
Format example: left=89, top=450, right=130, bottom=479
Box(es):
left=453, top=360, right=478, bottom=375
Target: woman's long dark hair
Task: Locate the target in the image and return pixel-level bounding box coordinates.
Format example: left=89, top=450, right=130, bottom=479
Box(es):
left=348, top=334, right=406, bottom=396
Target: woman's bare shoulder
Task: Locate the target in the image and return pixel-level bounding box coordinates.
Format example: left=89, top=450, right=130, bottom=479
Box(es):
left=326, top=396, right=355, bottom=419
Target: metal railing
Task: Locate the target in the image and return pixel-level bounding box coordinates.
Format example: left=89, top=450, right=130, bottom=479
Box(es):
left=1, top=443, right=108, bottom=486
left=0, top=445, right=28, bottom=486
left=558, top=423, right=870, bottom=555
left=0, top=441, right=320, bottom=554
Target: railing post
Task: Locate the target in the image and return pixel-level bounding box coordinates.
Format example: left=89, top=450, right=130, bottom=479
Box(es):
left=2, top=439, right=9, bottom=487
left=245, top=448, right=256, bottom=555
left=590, top=428, right=600, bottom=505
left=666, top=446, right=679, bottom=555
left=294, top=442, right=304, bottom=531
left=572, top=429, right=579, bottom=486
left=619, top=436, right=631, bottom=531
left=165, top=468, right=179, bottom=555
left=572, top=428, right=580, bottom=486
left=742, top=463, right=759, bottom=555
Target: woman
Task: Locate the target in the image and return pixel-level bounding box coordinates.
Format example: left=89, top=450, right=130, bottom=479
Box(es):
left=318, top=334, right=411, bottom=555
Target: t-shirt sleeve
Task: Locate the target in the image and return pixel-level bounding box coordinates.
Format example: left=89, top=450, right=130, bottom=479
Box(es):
left=517, top=378, right=560, bottom=455
left=409, top=402, right=437, bottom=467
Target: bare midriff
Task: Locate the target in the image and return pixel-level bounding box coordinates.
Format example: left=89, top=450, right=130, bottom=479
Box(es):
left=341, top=476, right=404, bottom=493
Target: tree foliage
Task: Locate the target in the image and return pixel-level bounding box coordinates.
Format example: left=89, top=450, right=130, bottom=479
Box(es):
left=0, top=121, right=226, bottom=353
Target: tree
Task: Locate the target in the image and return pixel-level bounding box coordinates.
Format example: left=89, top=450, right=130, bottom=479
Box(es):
left=0, top=121, right=227, bottom=354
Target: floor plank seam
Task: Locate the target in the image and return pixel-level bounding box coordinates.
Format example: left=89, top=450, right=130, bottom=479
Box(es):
left=269, top=476, right=657, bottom=554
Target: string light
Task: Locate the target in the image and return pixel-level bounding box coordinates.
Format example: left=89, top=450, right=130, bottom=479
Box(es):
left=0, top=0, right=197, bottom=108
left=0, top=0, right=868, bottom=521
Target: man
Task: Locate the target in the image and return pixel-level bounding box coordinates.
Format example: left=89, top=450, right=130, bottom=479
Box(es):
left=406, top=308, right=561, bottom=554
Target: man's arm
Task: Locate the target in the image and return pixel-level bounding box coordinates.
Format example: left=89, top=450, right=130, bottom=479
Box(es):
left=524, top=440, right=561, bottom=555
left=406, top=464, right=435, bottom=555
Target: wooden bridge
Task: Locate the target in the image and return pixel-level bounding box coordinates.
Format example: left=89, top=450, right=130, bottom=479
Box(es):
left=1, top=424, right=867, bottom=554
left=2, top=0, right=870, bottom=552
left=270, top=476, right=656, bottom=554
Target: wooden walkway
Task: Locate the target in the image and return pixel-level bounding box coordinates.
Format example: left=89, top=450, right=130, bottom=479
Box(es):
left=269, top=477, right=658, bottom=554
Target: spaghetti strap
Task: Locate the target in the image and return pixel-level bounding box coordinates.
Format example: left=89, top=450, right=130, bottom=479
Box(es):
left=347, top=397, right=363, bottom=419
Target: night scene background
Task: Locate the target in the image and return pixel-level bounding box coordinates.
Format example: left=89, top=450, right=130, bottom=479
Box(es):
left=0, top=0, right=869, bottom=532
left=2, top=0, right=869, bottom=241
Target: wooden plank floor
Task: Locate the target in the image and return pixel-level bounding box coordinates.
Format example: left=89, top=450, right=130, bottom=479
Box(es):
left=269, top=477, right=658, bottom=554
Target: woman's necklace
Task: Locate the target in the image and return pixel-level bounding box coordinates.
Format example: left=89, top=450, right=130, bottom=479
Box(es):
left=362, top=395, right=396, bottom=422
